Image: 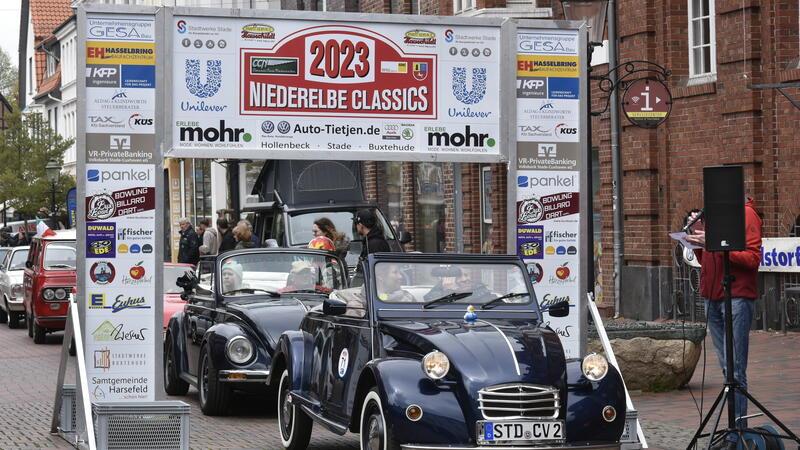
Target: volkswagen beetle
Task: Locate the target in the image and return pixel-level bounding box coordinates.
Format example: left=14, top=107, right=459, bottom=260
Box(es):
left=271, top=253, right=626, bottom=449
left=164, top=248, right=347, bottom=415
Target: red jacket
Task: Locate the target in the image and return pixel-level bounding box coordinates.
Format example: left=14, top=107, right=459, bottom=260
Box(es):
left=694, top=199, right=762, bottom=300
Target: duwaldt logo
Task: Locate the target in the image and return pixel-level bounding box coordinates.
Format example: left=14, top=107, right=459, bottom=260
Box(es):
left=179, top=120, right=252, bottom=143
left=177, top=20, right=187, bottom=33
left=452, top=67, right=487, bottom=105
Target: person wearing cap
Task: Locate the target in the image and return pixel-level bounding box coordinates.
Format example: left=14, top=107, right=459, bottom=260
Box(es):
left=221, top=260, right=245, bottom=294
left=355, top=209, right=391, bottom=259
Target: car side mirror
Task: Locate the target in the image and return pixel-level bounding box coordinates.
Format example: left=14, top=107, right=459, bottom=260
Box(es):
left=544, top=300, right=570, bottom=318
left=180, top=292, right=189, bottom=301
left=176, top=270, right=198, bottom=292
left=25, top=261, right=33, bottom=269
left=323, top=297, right=347, bottom=316
left=399, top=231, right=413, bottom=245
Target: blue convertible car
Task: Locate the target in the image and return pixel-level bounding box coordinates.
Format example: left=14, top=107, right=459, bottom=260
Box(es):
left=271, top=253, right=626, bottom=450
left=164, top=248, right=347, bottom=415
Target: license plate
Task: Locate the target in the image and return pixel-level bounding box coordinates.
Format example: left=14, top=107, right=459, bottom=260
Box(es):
left=478, top=420, right=564, bottom=444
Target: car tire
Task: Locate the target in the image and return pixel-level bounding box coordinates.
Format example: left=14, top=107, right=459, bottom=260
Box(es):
left=164, top=335, right=189, bottom=396
left=0, top=304, right=7, bottom=324
left=8, top=311, right=20, bottom=329
left=278, top=368, right=312, bottom=450
left=27, top=309, right=33, bottom=338
left=360, top=389, right=400, bottom=450
left=33, top=313, right=46, bottom=344
left=198, top=345, right=229, bottom=416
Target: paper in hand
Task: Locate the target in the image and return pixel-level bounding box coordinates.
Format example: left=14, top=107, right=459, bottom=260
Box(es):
left=669, top=231, right=700, bottom=250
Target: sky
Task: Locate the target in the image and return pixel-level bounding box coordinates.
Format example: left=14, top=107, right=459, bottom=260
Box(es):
left=0, top=0, right=22, bottom=66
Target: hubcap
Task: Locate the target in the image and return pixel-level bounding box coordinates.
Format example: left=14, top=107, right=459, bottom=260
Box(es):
left=200, top=354, right=209, bottom=404
left=365, top=407, right=383, bottom=450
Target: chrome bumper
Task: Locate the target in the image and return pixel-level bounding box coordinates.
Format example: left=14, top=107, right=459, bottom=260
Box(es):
left=218, top=369, right=270, bottom=383
left=402, top=445, right=620, bottom=450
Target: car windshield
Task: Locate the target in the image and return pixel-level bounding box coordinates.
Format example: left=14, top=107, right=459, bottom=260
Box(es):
left=219, top=252, right=345, bottom=296
left=164, top=266, right=192, bottom=294
left=373, top=261, right=535, bottom=309
left=0, top=249, right=9, bottom=267
left=8, top=249, right=29, bottom=270
left=288, top=210, right=396, bottom=246
left=44, top=242, right=76, bottom=269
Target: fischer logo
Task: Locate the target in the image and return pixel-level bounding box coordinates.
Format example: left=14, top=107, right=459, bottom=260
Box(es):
left=117, top=227, right=154, bottom=240
left=426, top=126, right=495, bottom=148
left=178, top=120, right=252, bottom=143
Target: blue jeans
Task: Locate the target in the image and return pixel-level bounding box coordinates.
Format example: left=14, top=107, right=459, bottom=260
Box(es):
left=705, top=298, right=754, bottom=441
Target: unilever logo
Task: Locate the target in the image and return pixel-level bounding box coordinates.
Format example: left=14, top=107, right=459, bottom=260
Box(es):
left=452, top=67, right=486, bottom=105
left=185, top=59, right=222, bottom=99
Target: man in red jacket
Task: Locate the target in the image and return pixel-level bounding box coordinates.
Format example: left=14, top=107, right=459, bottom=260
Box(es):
left=685, top=198, right=762, bottom=449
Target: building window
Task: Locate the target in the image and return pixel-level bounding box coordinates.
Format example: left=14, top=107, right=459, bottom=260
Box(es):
left=415, top=162, right=446, bottom=253
left=480, top=166, right=493, bottom=254
left=688, top=0, right=716, bottom=78
left=381, top=162, right=406, bottom=234
left=183, top=159, right=212, bottom=225
left=241, top=160, right=265, bottom=204
left=454, top=0, right=474, bottom=14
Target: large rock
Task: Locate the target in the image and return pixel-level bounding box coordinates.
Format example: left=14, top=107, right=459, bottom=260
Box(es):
left=588, top=337, right=702, bottom=392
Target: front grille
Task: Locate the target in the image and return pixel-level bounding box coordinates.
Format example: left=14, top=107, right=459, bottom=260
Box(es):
left=478, top=384, right=560, bottom=420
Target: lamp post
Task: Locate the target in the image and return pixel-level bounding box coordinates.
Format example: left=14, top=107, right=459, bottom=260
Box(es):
left=45, top=159, right=61, bottom=226
left=560, top=0, right=618, bottom=308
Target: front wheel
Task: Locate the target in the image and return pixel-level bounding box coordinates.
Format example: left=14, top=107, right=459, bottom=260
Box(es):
left=164, top=336, right=189, bottom=396
left=278, top=369, right=312, bottom=450
left=0, top=304, right=7, bottom=324
left=26, top=309, right=33, bottom=337
left=360, top=389, right=401, bottom=450
left=198, top=346, right=230, bottom=416
left=32, top=312, right=46, bottom=344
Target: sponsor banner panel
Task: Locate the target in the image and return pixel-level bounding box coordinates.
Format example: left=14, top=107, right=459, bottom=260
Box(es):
left=760, top=238, right=800, bottom=272
left=518, top=142, right=580, bottom=171
left=84, top=13, right=157, bottom=404
left=170, top=17, right=503, bottom=159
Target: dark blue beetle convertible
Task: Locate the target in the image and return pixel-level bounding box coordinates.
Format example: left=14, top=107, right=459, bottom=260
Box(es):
left=271, top=253, right=626, bottom=450
left=164, top=248, right=347, bottom=415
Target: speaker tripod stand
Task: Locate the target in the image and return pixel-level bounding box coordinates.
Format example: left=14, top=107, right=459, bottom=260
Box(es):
left=687, top=251, right=800, bottom=450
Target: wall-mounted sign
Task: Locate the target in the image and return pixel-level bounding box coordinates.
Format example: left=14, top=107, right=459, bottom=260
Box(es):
left=622, top=78, right=672, bottom=129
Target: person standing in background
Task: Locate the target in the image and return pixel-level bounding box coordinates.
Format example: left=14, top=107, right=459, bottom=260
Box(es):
left=177, top=218, right=200, bottom=265
left=218, top=218, right=236, bottom=253
left=198, top=218, right=220, bottom=256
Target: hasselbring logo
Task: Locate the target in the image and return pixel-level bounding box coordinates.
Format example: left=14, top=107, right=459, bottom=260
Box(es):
left=452, top=67, right=486, bottom=105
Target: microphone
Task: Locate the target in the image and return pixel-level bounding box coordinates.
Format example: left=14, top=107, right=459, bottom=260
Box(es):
left=682, top=209, right=704, bottom=233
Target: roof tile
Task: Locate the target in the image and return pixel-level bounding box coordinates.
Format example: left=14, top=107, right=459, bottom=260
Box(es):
left=30, top=0, right=73, bottom=41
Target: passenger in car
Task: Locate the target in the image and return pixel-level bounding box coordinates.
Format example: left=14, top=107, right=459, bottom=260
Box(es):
left=376, top=263, right=415, bottom=303
left=221, top=261, right=244, bottom=293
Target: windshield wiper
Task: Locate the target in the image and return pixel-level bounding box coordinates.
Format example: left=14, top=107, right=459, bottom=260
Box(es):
left=423, top=291, right=473, bottom=309
left=481, top=292, right=530, bottom=310
left=46, top=264, right=75, bottom=269
left=224, top=288, right=281, bottom=297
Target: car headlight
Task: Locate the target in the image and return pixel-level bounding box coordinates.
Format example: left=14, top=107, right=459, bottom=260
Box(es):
left=54, top=288, right=67, bottom=300
left=421, top=351, right=450, bottom=380
left=11, top=284, right=23, bottom=299
left=42, top=288, right=55, bottom=301
left=582, top=353, right=609, bottom=382
left=226, top=336, right=254, bottom=365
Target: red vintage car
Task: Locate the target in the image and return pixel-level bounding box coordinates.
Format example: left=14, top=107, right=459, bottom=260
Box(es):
left=163, top=262, right=194, bottom=329
left=23, top=229, right=77, bottom=344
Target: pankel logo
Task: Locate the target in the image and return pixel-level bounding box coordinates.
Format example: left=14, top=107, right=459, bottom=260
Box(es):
left=88, top=168, right=152, bottom=183
left=427, top=126, right=495, bottom=148
left=517, top=174, right=576, bottom=188
left=452, top=67, right=486, bottom=105
left=185, top=59, right=222, bottom=98
left=179, top=120, right=252, bottom=143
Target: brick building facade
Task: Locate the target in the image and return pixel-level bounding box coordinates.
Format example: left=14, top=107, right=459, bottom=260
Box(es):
left=279, top=0, right=800, bottom=318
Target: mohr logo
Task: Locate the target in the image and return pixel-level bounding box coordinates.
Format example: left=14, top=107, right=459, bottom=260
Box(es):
left=180, top=120, right=252, bottom=143
left=427, top=126, right=495, bottom=148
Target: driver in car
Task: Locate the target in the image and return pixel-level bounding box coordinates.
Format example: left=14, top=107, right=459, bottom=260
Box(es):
left=280, top=261, right=332, bottom=294
left=376, top=264, right=415, bottom=302
left=424, top=267, right=491, bottom=301
left=221, top=260, right=245, bottom=294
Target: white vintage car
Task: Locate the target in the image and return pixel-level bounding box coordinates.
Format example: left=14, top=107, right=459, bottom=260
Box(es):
left=0, top=246, right=29, bottom=328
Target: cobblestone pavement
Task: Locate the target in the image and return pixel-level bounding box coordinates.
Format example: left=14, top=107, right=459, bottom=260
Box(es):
left=0, top=320, right=797, bottom=450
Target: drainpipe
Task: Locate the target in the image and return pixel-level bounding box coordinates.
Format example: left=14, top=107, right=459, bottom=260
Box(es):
left=608, top=0, right=624, bottom=317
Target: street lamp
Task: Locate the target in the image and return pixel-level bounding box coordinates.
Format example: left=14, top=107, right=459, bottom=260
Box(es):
left=559, top=0, right=608, bottom=44
left=45, top=159, right=61, bottom=222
